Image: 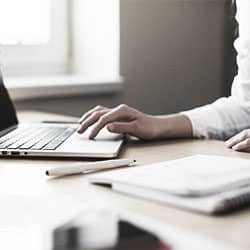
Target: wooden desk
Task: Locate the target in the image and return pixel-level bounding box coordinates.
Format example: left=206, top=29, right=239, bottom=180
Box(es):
left=1, top=111, right=250, bottom=250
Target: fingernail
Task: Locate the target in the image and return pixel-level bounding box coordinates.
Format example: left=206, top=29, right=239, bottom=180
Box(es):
left=108, top=124, right=114, bottom=131
left=89, top=132, right=94, bottom=139
left=225, top=140, right=233, bottom=147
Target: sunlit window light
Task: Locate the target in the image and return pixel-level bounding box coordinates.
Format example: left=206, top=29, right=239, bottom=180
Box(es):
left=0, top=0, right=51, bottom=45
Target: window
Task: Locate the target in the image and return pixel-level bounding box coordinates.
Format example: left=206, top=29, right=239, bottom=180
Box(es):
left=0, top=0, right=121, bottom=100
left=0, top=0, right=50, bottom=45
left=0, top=0, right=68, bottom=76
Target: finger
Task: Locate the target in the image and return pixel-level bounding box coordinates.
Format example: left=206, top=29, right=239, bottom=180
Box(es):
left=225, top=130, right=249, bottom=148
left=107, top=121, right=137, bottom=136
left=79, top=106, right=107, bottom=123
left=232, top=138, right=250, bottom=151
left=77, top=110, right=108, bottom=134
left=78, top=105, right=107, bottom=123
left=89, top=105, right=134, bottom=139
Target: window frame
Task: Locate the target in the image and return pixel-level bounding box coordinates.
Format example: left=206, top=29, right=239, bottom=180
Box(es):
left=0, top=0, right=69, bottom=76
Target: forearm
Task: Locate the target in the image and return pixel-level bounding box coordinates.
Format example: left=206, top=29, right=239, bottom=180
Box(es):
left=183, top=97, right=250, bottom=140
left=152, top=114, right=193, bottom=139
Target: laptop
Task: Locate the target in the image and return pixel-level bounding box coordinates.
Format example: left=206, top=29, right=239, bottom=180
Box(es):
left=0, top=72, right=123, bottom=158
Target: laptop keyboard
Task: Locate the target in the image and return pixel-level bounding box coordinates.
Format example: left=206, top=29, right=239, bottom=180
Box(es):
left=0, top=126, right=75, bottom=151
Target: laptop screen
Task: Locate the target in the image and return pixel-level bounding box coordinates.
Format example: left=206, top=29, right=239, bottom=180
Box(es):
left=0, top=72, right=18, bottom=132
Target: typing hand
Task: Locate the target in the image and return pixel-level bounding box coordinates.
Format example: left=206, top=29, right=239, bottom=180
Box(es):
left=77, top=104, right=157, bottom=140
left=225, top=129, right=250, bottom=152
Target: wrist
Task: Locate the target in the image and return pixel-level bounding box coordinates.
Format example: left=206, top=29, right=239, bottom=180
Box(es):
left=153, top=114, right=193, bottom=139
left=147, top=115, right=162, bottom=139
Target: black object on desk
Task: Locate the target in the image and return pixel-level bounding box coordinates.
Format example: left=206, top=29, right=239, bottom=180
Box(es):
left=53, top=210, right=171, bottom=250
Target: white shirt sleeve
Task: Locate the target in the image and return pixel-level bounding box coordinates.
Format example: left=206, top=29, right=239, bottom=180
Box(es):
left=183, top=0, right=250, bottom=140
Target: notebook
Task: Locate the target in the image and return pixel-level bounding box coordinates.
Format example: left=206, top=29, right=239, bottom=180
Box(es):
left=89, top=155, right=250, bottom=215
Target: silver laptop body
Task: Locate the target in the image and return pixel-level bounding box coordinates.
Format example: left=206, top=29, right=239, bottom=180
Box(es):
left=0, top=73, right=123, bottom=159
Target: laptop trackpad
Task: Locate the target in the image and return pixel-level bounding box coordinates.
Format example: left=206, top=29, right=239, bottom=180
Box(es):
left=58, top=127, right=123, bottom=154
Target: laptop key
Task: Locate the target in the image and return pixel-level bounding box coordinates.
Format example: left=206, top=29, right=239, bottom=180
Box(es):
left=42, top=128, right=75, bottom=150
left=2, top=127, right=39, bottom=149
left=56, top=128, right=75, bottom=141
left=31, top=140, right=52, bottom=150
left=43, top=140, right=63, bottom=150
left=31, top=128, right=67, bottom=150
left=7, top=127, right=46, bottom=149
left=20, top=138, right=47, bottom=150
left=2, top=127, right=73, bottom=151
left=0, top=127, right=25, bottom=144
left=0, top=136, right=23, bottom=148
left=0, top=142, right=10, bottom=149
left=43, top=130, right=74, bottom=150
left=19, top=129, right=54, bottom=149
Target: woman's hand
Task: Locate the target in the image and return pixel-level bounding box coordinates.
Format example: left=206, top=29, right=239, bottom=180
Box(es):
left=77, top=104, right=159, bottom=140
left=225, top=129, right=250, bottom=151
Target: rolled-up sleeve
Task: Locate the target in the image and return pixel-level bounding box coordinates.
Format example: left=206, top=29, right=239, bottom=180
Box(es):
left=183, top=0, right=250, bottom=141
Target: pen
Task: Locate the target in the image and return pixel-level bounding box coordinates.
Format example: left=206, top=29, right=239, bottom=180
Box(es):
left=46, top=159, right=136, bottom=177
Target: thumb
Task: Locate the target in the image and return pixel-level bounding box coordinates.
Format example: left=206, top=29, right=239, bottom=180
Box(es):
left=107, top=121, right=137, bottom=135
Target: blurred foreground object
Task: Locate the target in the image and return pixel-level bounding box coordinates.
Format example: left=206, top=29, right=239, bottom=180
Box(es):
left=53, top=208, right=171, bottom=250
